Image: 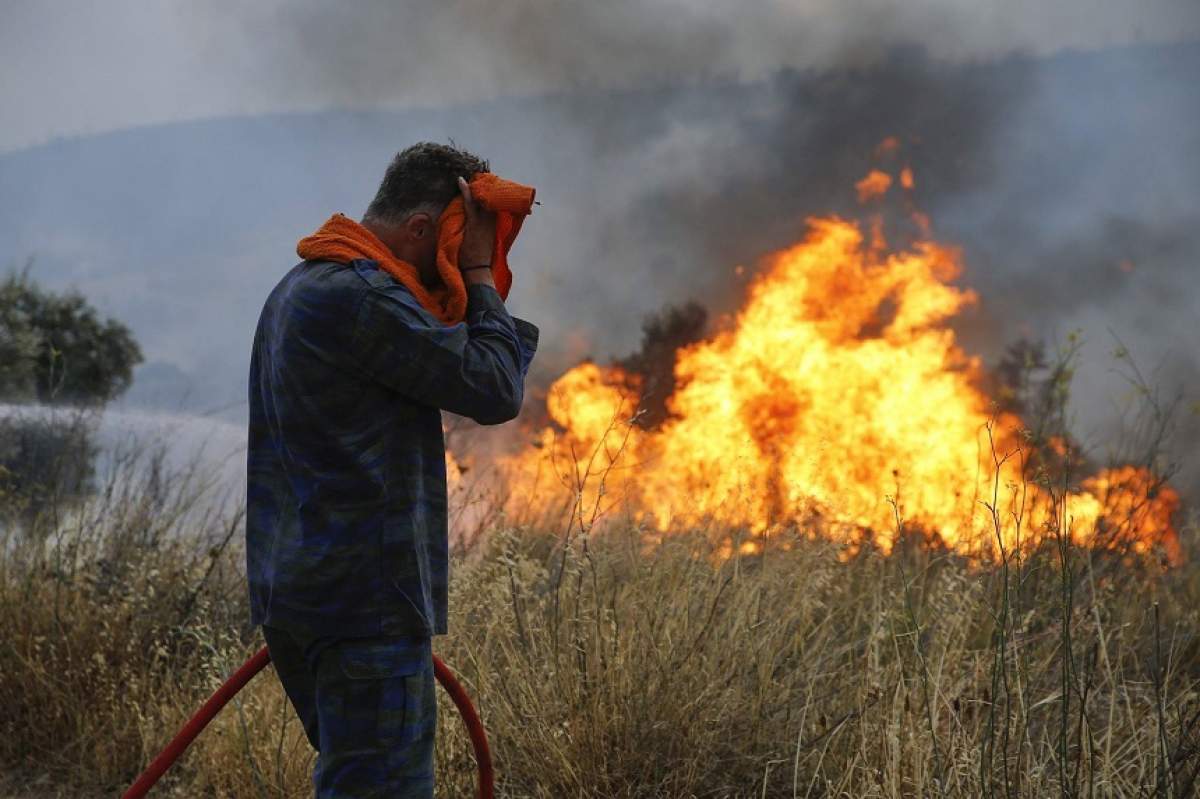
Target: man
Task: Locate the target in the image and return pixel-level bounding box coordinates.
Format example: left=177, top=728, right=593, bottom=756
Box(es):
left=246, top=142, right=538, bottom=797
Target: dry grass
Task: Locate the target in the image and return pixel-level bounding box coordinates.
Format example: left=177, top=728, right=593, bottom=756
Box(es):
left=1, top=422, right=1198, bottom=797
left=430, top=517, right=1200, bottom=798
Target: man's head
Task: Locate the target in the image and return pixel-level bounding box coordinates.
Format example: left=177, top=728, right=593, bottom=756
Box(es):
left=362, top=142, right=490, bottom=285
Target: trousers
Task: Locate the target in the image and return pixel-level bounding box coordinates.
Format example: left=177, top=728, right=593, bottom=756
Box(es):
left=262, top=625, right=437, bottom=798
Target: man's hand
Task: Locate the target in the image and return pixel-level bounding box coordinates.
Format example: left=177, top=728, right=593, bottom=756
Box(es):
left=457, top=176, right=497, bottom=287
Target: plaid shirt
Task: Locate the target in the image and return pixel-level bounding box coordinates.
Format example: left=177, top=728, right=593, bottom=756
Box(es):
left=246, top=258, right=538, bottom=637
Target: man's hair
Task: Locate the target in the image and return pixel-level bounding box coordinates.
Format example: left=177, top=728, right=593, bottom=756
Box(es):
left=363, top=142, right=490, bottom=225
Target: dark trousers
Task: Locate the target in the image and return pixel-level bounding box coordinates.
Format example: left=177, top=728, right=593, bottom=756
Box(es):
left=262, top=626, right=437, bottom=798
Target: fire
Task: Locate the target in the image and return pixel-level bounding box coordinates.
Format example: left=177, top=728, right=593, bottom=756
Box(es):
left=875, top=136, right=901, bottom=158
left=1073, top=466, right=1181, bottom=561
left=491, top=169, right=1180, bottom=562
left=855, top=170, right=893, bottom=203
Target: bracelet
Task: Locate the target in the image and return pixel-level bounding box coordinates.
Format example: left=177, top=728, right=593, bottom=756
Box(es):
left=461, top=264, right=492, bottom=273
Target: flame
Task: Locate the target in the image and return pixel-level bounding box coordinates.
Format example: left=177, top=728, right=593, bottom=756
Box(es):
left=1074, top=466, right=1181, bottom=561
left=446, top=448, right=464, bottom=490
left=493, top=171, right=1180, bottom=563
left=855, top=170, right=893, bottom=203
left=875, top=136, right=902, bottom=158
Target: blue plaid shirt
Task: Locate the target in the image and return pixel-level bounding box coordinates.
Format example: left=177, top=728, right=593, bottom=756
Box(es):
left=246, top=258, right=538, bottom=637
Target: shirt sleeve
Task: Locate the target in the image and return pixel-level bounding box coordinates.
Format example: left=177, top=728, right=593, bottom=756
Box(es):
left=350, top=281, right=539, bottom=425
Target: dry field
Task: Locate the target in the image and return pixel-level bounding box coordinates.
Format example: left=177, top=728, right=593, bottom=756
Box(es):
left=1, top=422, right=1197, bottom=798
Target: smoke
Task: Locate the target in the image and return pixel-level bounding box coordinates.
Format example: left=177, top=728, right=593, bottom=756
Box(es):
left=4, top=2, right=1197, bottom=493
left=162, top=0, right=1200, bottom=492
left=216, top=0, right=1200, bottom=106
left=216, top=2, right=1195, bottom=400
left=0, top=402, right=246, bottom=513
left=7, top=0, right=1197, bottom=150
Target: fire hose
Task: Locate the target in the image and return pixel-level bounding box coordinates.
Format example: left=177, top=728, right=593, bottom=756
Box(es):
left=122, top=646, right=493, bottom=798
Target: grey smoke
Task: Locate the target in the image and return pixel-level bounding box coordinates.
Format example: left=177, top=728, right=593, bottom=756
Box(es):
left=1, top=4, right=1197, bottom=496
left=3, top=0, right=1199, bottom=150
left=212, top=3, right=1200, bottom=494
left=175, top=0, right=1200, bottom=104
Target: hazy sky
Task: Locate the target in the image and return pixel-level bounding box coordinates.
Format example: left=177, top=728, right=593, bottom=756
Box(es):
left=3, top=0, right=1198, bottom=152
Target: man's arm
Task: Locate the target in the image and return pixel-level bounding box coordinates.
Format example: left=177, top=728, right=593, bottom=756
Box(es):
left=350, top=279, right=538, bottom=425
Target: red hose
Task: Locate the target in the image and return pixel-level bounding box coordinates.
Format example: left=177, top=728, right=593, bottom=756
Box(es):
left=433, top=654, right=494, bottom=796
left=122, top=646, right=493, bottom=799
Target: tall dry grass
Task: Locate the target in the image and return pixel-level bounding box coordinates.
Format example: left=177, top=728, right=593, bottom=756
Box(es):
left=1, top=409, right=1198, bottom=797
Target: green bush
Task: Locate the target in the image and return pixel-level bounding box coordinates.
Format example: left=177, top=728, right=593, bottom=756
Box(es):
left=0, top=264, right=142, bottom=406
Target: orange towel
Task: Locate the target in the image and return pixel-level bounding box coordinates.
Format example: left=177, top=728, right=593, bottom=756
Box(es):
left=295, top=172, right=536, bottom=325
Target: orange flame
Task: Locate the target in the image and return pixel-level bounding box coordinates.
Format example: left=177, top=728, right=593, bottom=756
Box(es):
left=492, top=172, right=1180, bottom=563
left=875, top=136, right=902, bottom=158
left=855, top=170, right=893, bottom=203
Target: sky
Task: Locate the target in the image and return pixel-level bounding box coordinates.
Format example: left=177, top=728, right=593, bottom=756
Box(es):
left=3, top=0, right=1199, bottom=153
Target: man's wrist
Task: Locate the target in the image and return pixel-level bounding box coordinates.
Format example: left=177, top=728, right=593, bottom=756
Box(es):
left=461, top=265, right=496, bottom=287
